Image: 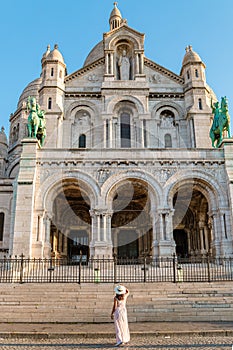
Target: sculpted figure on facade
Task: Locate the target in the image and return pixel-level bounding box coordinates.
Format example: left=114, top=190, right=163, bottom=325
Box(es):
left=209, top=96, right=231, bottom=148
left=27, top=96, right=46, bottom=147
left=118, top=49, right=130, bottom=80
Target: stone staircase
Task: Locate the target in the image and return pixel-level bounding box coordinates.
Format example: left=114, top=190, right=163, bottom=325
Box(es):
left=0, top=282, right=233, bottom=323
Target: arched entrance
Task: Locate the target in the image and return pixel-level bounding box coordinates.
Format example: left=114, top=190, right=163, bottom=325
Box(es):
left=111, top=179, right=152, bottom=259
left=173, top=229, right=188, bottom=258
left=173, top=186, right=211, bottom=257
left=50, top=179, right=91, bottom=261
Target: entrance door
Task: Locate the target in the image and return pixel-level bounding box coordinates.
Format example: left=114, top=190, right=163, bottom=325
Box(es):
left=68, top=230, right=89, bottom=263
left=173, top=229, right=188, bottom=258
left=117, top=230, right=138, bottom=258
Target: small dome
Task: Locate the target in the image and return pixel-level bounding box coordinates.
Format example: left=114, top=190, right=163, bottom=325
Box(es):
left=182, top=45, right=203, bottom=66
left=0, top=127, right=8, bottom=148
left=41, top=44, right=51, bottom=63
left=110, top=2, right=122, bottom=19
left=46, top=44, right=64, bottom=63
left=17, top=77, right=42, bottom=109
left=109, top=2, right=122, bottom=30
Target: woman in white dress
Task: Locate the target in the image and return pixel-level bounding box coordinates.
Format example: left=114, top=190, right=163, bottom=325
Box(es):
left=111, top=285, right=130, bottom=347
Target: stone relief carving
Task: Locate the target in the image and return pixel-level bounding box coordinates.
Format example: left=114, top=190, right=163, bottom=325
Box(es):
left=153, top=168, right=178, bottom=183
left=88, top=74, right=99, bottom=82
left=160, top=115, right=175, bottom=128
left=96, top=168, right=112, bottom=183
left=39, top=169, right=51, bottom=183
left=149, top=74, right=161, bottom=83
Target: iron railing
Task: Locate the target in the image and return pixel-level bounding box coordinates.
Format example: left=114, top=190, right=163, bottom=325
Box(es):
left=0, top=255, right=233, bottom=283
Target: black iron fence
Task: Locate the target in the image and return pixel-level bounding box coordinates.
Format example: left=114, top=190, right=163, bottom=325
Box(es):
left=0, top=255, right=233, bottom=283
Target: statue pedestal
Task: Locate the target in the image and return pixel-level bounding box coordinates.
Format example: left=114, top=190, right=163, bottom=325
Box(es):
left=135, top=74, right=146, bottom=81
left=12, top=138, right=38, bottom=257
left=89, top=241, right=113, bottom=258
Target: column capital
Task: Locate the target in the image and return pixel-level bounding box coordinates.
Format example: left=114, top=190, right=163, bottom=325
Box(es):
left=157, top=208, right=174, bottom=216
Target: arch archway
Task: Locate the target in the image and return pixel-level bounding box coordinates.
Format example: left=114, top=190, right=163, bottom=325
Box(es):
left=50, top=178, right=91, bottom=261
left=172, top=184, right=212, bottom=257
left=106, top=177, right=156, bottom=259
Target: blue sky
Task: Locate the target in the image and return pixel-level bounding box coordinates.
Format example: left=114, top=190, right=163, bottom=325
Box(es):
left=1, top=0, right=233, bottom=136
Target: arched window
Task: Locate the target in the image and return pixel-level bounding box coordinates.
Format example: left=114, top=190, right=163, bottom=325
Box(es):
left=51, top=67, right=54, bottom=77
left=0, top=212, right=4, bottom=241
left=12, top=126, right=17, bottom=142
left=187, top=70, right=190, bottom=80
left=59, top=70, right=62, bottom=79
left=16, top=123, right=19, bottom=140
left=198, top=98, right=203, bottom=110
left=48, top=97, right=52, bottom=110
left=164, top=134, right=172, bottom=148
left=79, top=134, right=86, bottom=148
left=195, top=69, right=199, bottom=78
left=106, top=119, right=109, bottom=147
left=120, top=113, right=131, bottom=148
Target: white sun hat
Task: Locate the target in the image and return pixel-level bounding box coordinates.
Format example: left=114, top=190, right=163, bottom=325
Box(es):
left=114, top=285, right=126, bottom=295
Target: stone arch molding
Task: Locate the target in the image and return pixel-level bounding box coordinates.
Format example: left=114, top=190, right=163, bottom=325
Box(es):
left=107, top=95, right=146, bottom=115
left=100, top=170, right=163, bottom=209
left=152, top=101, right=185, bottom=121
left=164, top=169, right=228, bottom=211
left=6, top=159, right=20, bottom=178
left=35, top=170, right=100, bottom=214
left=64, top=100, right=100, bottom=122
left=109, top=35, right=141, bottom=51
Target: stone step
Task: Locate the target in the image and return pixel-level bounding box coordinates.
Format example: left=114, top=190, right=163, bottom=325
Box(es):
left=1, top=282, right=233, bottom=323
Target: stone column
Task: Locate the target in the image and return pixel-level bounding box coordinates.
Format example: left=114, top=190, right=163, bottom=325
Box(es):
left=140, top=120, right=144, bottom=148
left=151, top=209, right=159, bottom=257
left=31, top=211, right=44, bottom=258
left=105, top=53, right=109, bottom=75
left=134, top=50, right=146, bottom=81
left=135, top=54, right=139, bottom=75
left=104, top=51, right=114, bottom=80
left=199, top=225, right=205, bottom=255
left=203, top=225, right=209, bottom=252
left=110, top=53, right=114, bottom=75
left=89, top=209, right=113, bottom=257
left=157, top=209, right=175, bottom=257
left=139, top=53, right=144, bottom=74
left=104, top=120, right=107, bottom=148
left=43, top=214, right=52, bottom=258
left=209, top=210, right=221, bottom=257
left=109, top=118, right=113, bottom=148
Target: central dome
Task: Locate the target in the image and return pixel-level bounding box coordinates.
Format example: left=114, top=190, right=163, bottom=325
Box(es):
left=83, top=40, right=104, bottom=67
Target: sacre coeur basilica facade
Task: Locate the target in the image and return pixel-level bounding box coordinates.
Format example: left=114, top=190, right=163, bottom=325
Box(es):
left=0, top=3, right=233, bottom=261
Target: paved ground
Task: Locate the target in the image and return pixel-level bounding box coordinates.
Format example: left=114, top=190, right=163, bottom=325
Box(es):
left=0, top=335, right=233, bottom=349
left=0, top=322, right=233, bottom=350
left=0, top=322, right=233, bottom=338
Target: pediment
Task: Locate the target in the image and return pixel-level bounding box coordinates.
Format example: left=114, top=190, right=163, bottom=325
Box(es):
left=65, top=58, right=105, bottom=88
left=104, top=24, right=144, bottom=41
left=103, top=24, right=145, bottom=51
left=145, top=58, right=184, bottom=87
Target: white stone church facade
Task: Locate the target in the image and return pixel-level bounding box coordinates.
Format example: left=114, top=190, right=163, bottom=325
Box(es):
left=0, top=3, right=233, bottom=260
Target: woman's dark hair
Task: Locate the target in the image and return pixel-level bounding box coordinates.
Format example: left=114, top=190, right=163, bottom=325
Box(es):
left=116, top=294, right=124, bottom=300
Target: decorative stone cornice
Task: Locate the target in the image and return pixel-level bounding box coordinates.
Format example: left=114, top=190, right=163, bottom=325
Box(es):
left=149, top=92, right=184, bottom=99
left=65, top=92, right=101, bottom=99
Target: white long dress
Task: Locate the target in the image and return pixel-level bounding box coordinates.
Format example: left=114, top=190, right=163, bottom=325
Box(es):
left=113, top=296, right=130, bottom=344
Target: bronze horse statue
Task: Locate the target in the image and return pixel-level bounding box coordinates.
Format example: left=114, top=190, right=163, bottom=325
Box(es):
left=209, top=96, right=231, bottom=148
left=27, top=96, right=46, bottom=147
